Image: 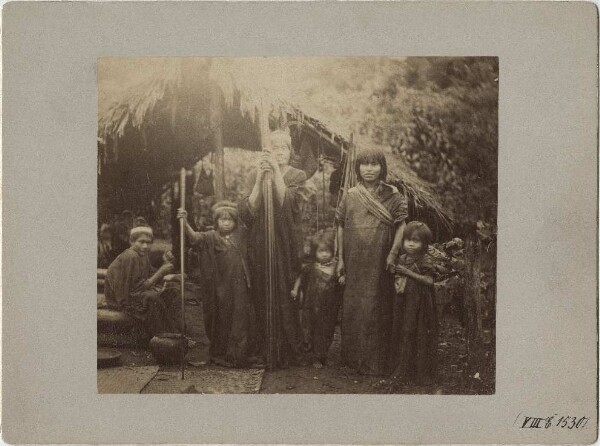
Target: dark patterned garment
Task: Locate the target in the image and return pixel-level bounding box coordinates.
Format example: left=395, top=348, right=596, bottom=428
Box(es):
left=390, top=253, right=438, bottom=382
left=104, top=247, right=181, bottom=337
left=190, top=229, right=256, bottom=367
left=239, top=166, right=307, bottom=368
left=335, top=182, right=408, bottom=375
left=298, top=262, right=341, bottom=363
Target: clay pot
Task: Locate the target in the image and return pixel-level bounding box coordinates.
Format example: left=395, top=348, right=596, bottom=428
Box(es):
left=97, top=348, right=122, bottom=368
left=149, top=333, right=188, bottom=365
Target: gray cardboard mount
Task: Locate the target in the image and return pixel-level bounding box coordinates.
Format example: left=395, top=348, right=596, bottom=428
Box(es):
left=2, top=1, right=598, bottom=444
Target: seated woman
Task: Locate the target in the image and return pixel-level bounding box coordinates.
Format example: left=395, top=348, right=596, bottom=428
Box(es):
left=104, top=218, right=183, bottom=339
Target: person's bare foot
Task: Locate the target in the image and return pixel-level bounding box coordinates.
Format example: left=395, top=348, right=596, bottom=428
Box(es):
left=312, top=361, right=324, bottom=369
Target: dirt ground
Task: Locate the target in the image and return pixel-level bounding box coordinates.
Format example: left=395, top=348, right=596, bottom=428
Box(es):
left=104, top=283, right=495, bottom=394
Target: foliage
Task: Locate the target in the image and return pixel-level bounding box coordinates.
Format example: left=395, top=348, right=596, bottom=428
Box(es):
left=429, top=221, right=497, bottom=325
left=366, top=57, right=499, bottom=228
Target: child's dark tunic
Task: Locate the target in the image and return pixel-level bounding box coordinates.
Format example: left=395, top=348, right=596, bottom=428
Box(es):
left=191, top=229, right=256, bottom=367
left=299, top=262, right=341, bottom=363
left=390, top=253, right=438, bottom=381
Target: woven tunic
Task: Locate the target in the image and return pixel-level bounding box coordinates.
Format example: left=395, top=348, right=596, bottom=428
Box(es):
left=239, top=166, right=307, bottom=367
left=190, top=230, right=256, bottom=367
left=335, top=183, right=408, bottom=375
left=298, top=262, right=341, bottom=362
left=104, top=247, right=181, bottom=337
left=390, top=253, right=438, bottom=381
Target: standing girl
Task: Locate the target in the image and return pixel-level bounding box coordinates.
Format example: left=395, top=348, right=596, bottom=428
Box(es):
left=290, top=230, right=341, bottom=369
left=335, top=148, right=408, bottom=375
left=391, top=221, right=437, bottom=385
left=178, top=201, right=257, bottom=368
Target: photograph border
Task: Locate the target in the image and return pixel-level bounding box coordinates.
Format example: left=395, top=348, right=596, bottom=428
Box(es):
left=2, top=2, right=598, bottom=444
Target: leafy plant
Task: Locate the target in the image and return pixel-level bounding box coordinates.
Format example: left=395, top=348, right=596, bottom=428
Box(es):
left=369, top=57, right=498, bottom=229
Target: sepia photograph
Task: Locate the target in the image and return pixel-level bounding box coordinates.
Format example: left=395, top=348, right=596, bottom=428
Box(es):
left=3, top=1, right=597, bottom=443
left=96, top=56, right=498, bottom=394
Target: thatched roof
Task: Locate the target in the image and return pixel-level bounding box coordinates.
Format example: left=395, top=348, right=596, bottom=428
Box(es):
left=98, top=58, right=451, bottom=230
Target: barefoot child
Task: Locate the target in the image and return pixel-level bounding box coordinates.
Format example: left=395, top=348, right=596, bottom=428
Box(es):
left=290, top=230, right=341, bottom=368
left=177, top=201, right=257, bottom=368
left=390, top=221, right=438, bottom=384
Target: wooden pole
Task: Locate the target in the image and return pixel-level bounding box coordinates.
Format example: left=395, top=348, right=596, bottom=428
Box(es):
left=347, top=133, right=356, bottom=189
left=333, top=133, right=356, bottom=265
left=316, top=136, right=321, bottom=232
left=211, top=85, right=225, bottom=201
left=464, top=233, right=483, bottom=383
left=259, top=97, right=277, bottom=370
left=179, top=167, right=186, bottom=380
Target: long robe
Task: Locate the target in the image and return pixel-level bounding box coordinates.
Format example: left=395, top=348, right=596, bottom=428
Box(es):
left=104, top=247, right=181, bottom=337
left=390, top=253, right=438, bottom=381
left=190, top=229, right=256, bottom=367
left=335, top=183, right=408, bottom=375
left=239, top=166, right=307, bottom=367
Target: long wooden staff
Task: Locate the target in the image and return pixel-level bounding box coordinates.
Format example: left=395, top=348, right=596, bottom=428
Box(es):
left=264, top=170, right=275, bottom=370
left=179, top=167, right=186, bottom=379
left=260, top=98, right=277, bottom=370
left=334, top=134, right=355, bottom=263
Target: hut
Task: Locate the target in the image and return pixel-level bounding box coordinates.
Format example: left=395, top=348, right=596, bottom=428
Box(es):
left=98, top=58, right=451, bottom=239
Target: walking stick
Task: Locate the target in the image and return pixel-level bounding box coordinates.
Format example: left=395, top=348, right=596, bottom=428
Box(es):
left=179, top=167, right=186, bottom=380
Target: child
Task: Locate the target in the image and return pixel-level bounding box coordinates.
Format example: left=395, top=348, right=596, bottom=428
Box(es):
left=290, top=230, right=341, bottom=369
left=104, top=218, right=182, bottom=338
left=390, top=220, right=438, bottom=385
left=177, top=201, right=257, bottom=368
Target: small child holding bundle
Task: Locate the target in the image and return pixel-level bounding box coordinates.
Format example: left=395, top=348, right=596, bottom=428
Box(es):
left=177, top=201, right=257, bottom=368
left=391, top=221, right=438, bottom=385
left=290, top=230, right=341, bottom=369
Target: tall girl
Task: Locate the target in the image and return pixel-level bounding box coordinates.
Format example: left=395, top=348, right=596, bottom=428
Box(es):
left=335, top=148, right=408, bottom=375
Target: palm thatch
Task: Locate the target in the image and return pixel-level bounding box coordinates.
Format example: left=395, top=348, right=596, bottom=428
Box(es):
left=98, top=57, right=451, bottom=231
left=99, top=60, right=181, bottom=140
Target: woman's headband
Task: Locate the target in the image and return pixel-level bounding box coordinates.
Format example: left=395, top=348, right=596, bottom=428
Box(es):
left=212, top=200, right=238, bottom=214
left=130, top=226, right=153, bottom=237
left=212, top=204, right=238, bottom=219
